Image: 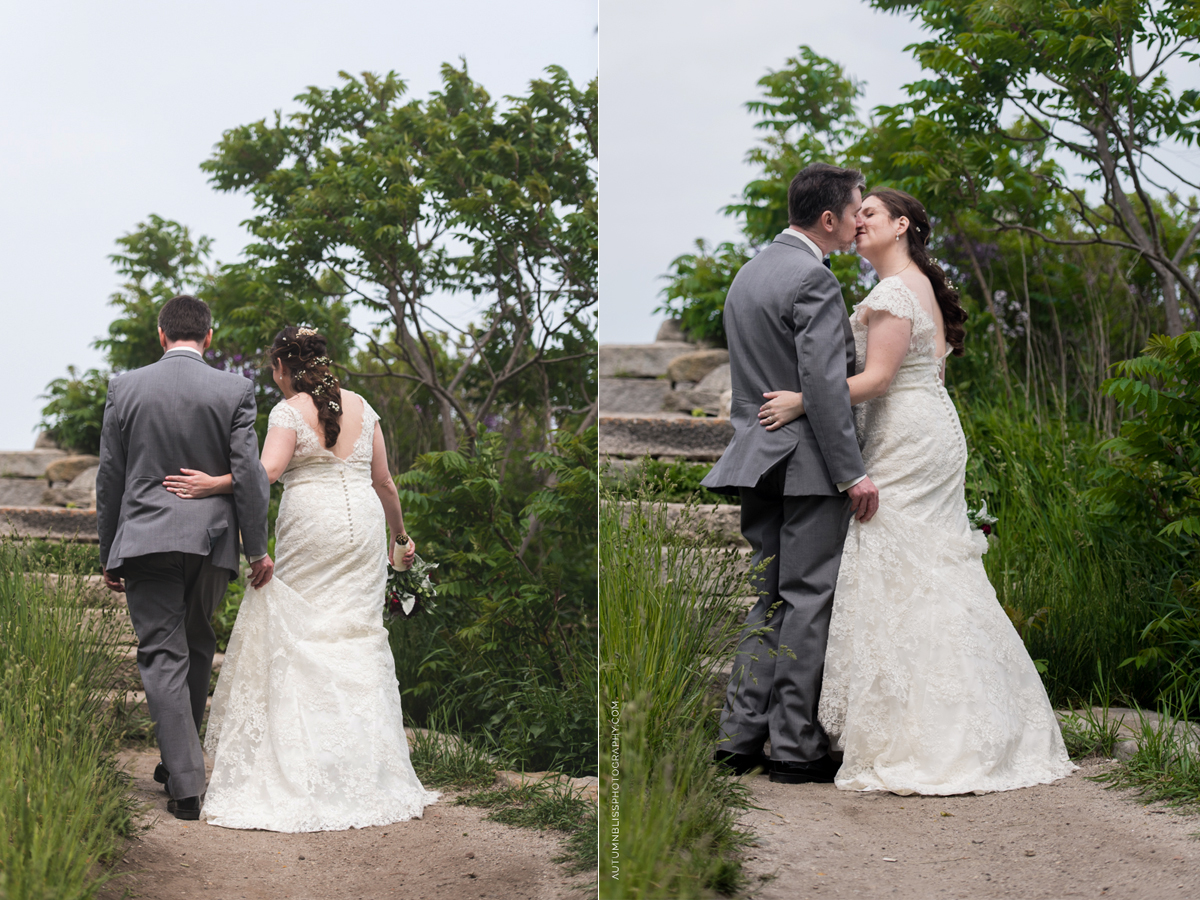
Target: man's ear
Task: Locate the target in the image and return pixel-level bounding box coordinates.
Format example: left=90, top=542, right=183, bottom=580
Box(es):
left=203, top=330, right=213, bottom=351
left=822, top=209, right=837, bottom=233
left=158, top=327, right=168, bottom=351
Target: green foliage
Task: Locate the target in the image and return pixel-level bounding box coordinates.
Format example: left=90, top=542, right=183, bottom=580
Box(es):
left=37, top=366, right=109, bottom=455
left=868, top=0, right=1200, bottom=333
left=1093, top=693, right=1200, bottom=811
left=0, top=539, right=134, bottom=900
left=656, top=47, right=869, bottom=343
left=94, top=214, right=215, bottom=373
left=201, top=63, right=597, bottom=452
left=388, top=427, right=597, bottom=777
left=602, top=457, right=732, bottom=506
left=1092, top=332, right=1200, bottom=705
left=599, top=494, right=763, bottom=897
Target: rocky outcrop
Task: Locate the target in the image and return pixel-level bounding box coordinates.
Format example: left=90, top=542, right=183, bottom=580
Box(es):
left=599, top=414, right=734, bottom=462
left=666, top=349, right=729, bottom=386
left=599, top=342, right=694, bottom=379
left=0, top=450, right=67, bottom=478
left=46, top=455, right=100, bottom=485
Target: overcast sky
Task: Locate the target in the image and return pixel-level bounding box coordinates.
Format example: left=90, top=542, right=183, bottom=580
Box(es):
left=0, top=0, right=596, bottom=450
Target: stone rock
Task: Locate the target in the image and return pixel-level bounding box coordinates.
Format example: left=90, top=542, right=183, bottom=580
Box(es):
left=0, top=450, right=67, bottom=478
left=697, top=363, right=731, bottom=394
left=69, top=465, right=99, bottom=490
left=599, top=378, right=671, bottom=414
left=599, top=343, right=694, bottom=378
left=655, top=319, right=687, bottom=343
left=667, top=349, right=730, bottom=385
left=42, top=486, right=96, bottom=509
left=34, top=431, right=59, bottom=450
left=661, top=389, right=722, bottom=416
left=0, top=506, right=99, bottom=542
left=45, top=455, right=100, bottom=485
left=718, top=389, right=732, bottom=419
left=598, top=414, right=734, bottom=461
left=0, top=479, right=52, bottom=506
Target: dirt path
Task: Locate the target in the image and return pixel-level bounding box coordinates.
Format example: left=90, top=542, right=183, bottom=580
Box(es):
left=736, top=758, right=1199, bottom=899
left=101, top=748, right=591, bottom=900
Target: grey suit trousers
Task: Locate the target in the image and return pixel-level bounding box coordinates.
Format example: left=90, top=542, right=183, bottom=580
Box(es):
left=123, top=551, right=228, bottom=799
left=718, top=464, right=852, bottom=762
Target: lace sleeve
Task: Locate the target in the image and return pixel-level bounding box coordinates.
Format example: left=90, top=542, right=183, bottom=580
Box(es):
left=267, top=402, right=298, bottom=432
left=359, top=396, right=381, bottom=433
left=859, top=278, right=920, bottom=323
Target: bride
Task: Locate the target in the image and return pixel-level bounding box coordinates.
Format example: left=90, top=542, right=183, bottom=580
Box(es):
left=163, top=325, right=439, bottom=830
left=758, top=188, right=1075, bottom=795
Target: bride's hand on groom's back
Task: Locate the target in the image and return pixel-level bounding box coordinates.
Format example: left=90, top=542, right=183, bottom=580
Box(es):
left=163, top=468, right=227, bottom=499
left=759, top=391, right=805, bottom=430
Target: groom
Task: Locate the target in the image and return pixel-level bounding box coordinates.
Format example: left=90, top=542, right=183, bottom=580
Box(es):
left=702, top=163, right=879, bottom=784
left=97, top=295, right=272, bottom=819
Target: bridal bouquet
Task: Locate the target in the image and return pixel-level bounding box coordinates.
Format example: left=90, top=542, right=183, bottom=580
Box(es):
left=385, top=553, right=439, bottom=620
left=967, top=500, right=998, bottom=536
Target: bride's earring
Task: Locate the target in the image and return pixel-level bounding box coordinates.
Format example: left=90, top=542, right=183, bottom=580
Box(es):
left=896, top=234, right=901, bottom=241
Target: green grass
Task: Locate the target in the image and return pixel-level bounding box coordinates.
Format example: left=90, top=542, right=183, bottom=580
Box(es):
left=603, top=458, right=733, bottom=506
left=0, top=538, right=135, bottom=900
left=1093, top=693, right=1200, bottom=814
left=599, top=494, right=764, bottom=898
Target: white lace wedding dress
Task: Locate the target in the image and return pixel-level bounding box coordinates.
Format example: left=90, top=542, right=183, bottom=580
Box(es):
left=202, top=394, right=439, bottom=831
left=816, top=277, right=1075, bottom=795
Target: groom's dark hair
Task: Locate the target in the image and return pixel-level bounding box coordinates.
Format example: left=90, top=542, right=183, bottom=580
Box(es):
left=158, top=295, right=212, bottom=343
left=788, top=163, right=866, bottom=228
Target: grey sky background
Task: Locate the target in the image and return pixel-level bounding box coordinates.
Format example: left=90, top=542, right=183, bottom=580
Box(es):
left=0, top=0, right=597, bottom=450
left=599, top=0, right=1199, bottom=347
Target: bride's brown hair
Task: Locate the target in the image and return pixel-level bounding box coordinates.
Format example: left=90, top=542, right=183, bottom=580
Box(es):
left=271, top=326, right=342, bottom=448
left=864, top=187, right=968, bottom=356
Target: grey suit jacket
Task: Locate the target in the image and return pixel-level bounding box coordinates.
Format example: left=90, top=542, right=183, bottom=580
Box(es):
left=701, top=232, right=865, bottom=497
left=96, top=349, right=270, bottom=577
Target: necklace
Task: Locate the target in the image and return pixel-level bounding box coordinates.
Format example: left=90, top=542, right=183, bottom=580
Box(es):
left=878, top=258, right=914, bottom=280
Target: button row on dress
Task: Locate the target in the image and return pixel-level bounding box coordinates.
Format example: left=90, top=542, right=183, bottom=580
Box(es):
left=340, top=469, right=355, bottom=542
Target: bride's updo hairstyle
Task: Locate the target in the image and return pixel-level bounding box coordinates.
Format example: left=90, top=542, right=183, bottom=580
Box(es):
left=270, top=326, right=342, bottom=448
left=865, top=187, right=968, bottom=357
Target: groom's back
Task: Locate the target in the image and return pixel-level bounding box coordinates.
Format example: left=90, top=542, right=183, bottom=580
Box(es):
left=97, top=351, right=266, bottom=576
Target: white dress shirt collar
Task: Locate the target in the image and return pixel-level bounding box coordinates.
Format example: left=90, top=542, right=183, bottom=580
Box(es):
left=778, top=227, right=826, bottom=263
left=164, top=346, right=204, bottom=357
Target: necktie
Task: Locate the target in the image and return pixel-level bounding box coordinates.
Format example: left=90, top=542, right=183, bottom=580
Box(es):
left=823, top=257, right=832, bottom=269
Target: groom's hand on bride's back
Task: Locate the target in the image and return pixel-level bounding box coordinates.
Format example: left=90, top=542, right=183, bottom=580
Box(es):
left=847, top=476, right=879, bottom=523
left=249, top=555, right=274, bottom=589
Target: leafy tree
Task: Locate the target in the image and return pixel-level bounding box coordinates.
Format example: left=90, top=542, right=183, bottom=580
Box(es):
left=657, top=48, right=870, bottom=344
left=95, top=215, right=216, bottom=372
left=869, top=0, right=1200, bottom=335
left=200, top=63, right=597, bottom=454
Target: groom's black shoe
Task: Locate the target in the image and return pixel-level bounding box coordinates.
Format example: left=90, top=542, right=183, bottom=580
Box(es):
left=713, top=750, right=770, bottom=776
left=167, top=796, right=201, bottom=820
left=154, top=763, right=170, bottom=792
left=769, top=755, right=839, bottom=784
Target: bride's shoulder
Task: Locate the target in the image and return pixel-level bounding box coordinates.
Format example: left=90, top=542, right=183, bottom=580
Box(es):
left=268, top=399, right=304, bottom=429
left=858, top=276, right=921, bottom=323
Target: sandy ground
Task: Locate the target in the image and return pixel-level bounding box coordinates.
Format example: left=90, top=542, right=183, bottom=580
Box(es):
left=736, top=758, right=1200, bottom=900
left=100, top=748, right=592, bottom=900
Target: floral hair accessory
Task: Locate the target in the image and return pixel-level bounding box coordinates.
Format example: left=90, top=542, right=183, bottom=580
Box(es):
left=296, top=326, right=318, bottom=336
left=329, top=401, right=341, bottom=412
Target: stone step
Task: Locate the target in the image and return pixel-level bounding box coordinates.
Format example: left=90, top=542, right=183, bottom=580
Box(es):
left=599, top=342, right=694, bottom=378
left=27, top=573, right=113, bottom=606
left=599, top=414, right=734, bottom=462
left=0, top=450, right=67, bottom=478
left=598, top=377, right=671, bottom=414
left=0, top=479, right=52, bottom=507
left=0, top=506, right=99, bottom=542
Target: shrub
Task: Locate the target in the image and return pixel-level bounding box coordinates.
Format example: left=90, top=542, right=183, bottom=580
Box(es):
left=38, top=367, right=110, bottom=455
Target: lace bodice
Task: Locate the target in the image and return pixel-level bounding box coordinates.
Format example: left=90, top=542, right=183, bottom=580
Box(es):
left=267, top=393, right=379, bottom=481
left=850, top=276, right=946, bottom=378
